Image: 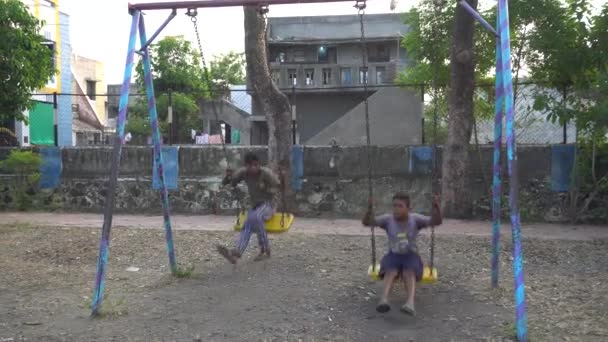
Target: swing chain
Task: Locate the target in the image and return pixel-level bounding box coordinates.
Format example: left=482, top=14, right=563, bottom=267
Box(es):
left=279, top=166, right=287, bottom=228
left=427, top=0, right=442, bottom=272
left=188, top=7, right=230, bottom=164
left=356, top=0, right=376, bottom=268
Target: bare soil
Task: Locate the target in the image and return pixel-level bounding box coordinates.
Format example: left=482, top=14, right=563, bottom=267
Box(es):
left=0, top=218, right=606, bottom=342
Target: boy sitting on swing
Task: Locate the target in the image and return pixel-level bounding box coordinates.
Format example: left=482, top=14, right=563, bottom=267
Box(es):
left=362, top=193, right=442, bottom=316
left=216, top=152, right=280, bottom=264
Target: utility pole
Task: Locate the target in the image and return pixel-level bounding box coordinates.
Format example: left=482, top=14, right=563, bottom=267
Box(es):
left=53, top=92, right=58, bottom=146
left=168, top=89, right=173, bottom=145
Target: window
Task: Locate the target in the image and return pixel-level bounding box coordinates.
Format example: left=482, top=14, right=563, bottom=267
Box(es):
left=318, top=46, right=328, bottom=63
left=305, top=69, right=315, bottom=86
left=42, top=40, right=56, bottom=85
left=271, top=70, right=280, bottom=84
left=340, top=67, right=351, bottom=85
left=86, top=80, right=96, bottom=100
left=288, top=69, right=297, bottom=86
left=376, top=66, right=386, bottom=84
left=322, top=68, right=332, bottom=85
left=359, top=67, right=368, bottom=84
left=369, top=44, right=390, bottom=62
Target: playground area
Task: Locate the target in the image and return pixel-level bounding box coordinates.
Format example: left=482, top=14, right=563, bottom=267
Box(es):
left=1, top=214, right=606, bottom=342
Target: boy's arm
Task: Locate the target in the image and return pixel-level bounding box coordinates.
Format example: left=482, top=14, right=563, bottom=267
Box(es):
left=263, top=168, right=281, bottom=194
left=222, top=168, right=245, bottom=187
left=416, top=196, right=443, bottom=229
left=362, top=209, right=389, bottom=229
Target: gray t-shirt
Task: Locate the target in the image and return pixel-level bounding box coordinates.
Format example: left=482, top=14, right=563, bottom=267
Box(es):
left=374, top=213, right=431, bottom=254
left=230, top=167, right=280, bottom=207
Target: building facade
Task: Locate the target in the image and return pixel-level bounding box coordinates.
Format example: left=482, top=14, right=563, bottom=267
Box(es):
left=12, top=0, right=72, bottom=147
left=71, top=54, right=108, bottom=145
left=248, top=13, right=422, bottom=146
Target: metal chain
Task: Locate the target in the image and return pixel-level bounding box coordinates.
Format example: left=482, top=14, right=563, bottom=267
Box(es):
left=188, top=9, right=228, bottom=161
left=187, top=9, right=243, bottom=218
left=279, top=167, right=287, bottom=227
left=356, top=0, right=376, bottom=267
left=428, top=1, right=442, bottom=270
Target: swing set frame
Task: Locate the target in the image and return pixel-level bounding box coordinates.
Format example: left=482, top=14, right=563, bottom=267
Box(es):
left=92, top=1, right=529, bottom=341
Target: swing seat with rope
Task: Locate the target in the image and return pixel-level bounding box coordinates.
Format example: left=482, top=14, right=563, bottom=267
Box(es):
left=187, top=6, right=295, bottom=234
left=355, top=0, right=440, bottom=284
left=233, top=211, right=294, bottom=233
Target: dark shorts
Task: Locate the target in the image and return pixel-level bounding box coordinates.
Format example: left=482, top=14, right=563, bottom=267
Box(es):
left=379, top=251, right=424, bottom=282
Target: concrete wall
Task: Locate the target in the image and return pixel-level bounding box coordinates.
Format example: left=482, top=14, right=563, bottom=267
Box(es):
left=307, top=87, right=422, bottom=146
left=296, top=93, right=364, bottom=142
left=0, top=144, right=590, bottom=223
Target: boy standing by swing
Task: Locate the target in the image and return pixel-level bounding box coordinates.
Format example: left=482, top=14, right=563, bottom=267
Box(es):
left=362, top=193, right=442, bottom=316
left=216, top=152, right=280, bottom=264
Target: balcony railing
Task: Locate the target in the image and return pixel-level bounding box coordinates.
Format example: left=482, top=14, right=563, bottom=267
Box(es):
left=270, top=62, right=401, bottom=90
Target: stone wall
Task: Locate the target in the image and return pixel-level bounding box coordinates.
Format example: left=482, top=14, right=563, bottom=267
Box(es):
left=0, top=145, right=583, bottom=222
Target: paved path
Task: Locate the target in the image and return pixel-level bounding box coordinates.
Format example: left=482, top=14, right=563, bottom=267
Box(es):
left=4, top=212, right=607, bottom=241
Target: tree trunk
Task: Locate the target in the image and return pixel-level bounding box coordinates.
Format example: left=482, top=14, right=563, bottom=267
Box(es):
left=441, top=0, right=478, bottom=218
left=243, top=7, right=293, bottom=211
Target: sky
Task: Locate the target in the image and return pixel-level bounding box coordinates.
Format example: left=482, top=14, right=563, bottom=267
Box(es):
left=59, top=0, right=419, bottom=84
left=58, top=0, right=606, bottom=85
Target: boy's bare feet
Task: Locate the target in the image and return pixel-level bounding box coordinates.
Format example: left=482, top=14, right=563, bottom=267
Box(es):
left=216, top=245, right=237, bottom=264
left=376, top=299, right=391, bottom=313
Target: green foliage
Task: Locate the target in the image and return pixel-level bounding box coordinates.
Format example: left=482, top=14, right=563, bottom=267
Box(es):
left=0, top=0, right=55, bottom=123
left=0, top=150, right=42, bottom=210
left=136, top=36, right=206, bottom=97
left=209, top=52, right=246, bottom=93
left=130, top=37, right=246, bottom=142
left=398, top=0, right=497, bottom=144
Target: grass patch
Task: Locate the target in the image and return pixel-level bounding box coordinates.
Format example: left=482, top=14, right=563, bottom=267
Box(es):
left=0, top=222, right=34, bottom=234
left=173, top=264, right=196, bottom=278
left=83, top=293, right=128, bottom=319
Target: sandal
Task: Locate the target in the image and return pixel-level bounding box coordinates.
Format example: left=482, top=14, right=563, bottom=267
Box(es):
left=376, top=300, right=391, bottom=313
left=216, top=245, right=237, bottom=264
left=253, top=252, right=270, bottom=262
left=400, top=303, right=416, bottom=316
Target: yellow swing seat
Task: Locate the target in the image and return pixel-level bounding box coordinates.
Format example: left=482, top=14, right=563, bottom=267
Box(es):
left=421, top=265, right=438, bottom=284
left=367, top=264, right=438, bottom=283
left=367, top=263, right=381, bottom=281
left=233, top=212, right=294, bottom=234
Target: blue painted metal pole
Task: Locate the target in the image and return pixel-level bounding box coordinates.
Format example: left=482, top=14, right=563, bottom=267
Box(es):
left=498, top=0, right=528, bottom=340
left=491, top=14, right=504, bottom=289
left=91, top=11, right=140, bottom=316
left=138, top=13, right=178, bottom=274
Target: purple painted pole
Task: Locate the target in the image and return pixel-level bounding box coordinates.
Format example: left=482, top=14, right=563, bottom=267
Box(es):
left=459, top=0, right=499, bottom=37
left=138, top=14, right=178, bottom=274
left=491, top=14, right=503, bottom=289
left=498, top=0, right=528, bottom=340
left=91, top=11, right=140, bottom=316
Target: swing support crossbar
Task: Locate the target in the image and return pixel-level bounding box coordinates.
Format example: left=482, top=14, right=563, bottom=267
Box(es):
left=128, top=0, right=355, bottom=11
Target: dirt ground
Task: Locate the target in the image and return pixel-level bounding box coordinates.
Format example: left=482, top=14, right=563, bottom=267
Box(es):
left=0, top=216, right=607, bottom=342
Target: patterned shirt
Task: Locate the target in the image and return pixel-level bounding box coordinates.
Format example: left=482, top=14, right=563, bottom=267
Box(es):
left=229, top=167, right=280, bottom=207
left=374, top=213, right=431, bottom=254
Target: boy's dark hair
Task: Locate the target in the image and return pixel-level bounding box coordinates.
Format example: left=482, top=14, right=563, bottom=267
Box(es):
left=244, top=152, right=260, bottom=165
left=392, top=192, right=411, bottom=208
